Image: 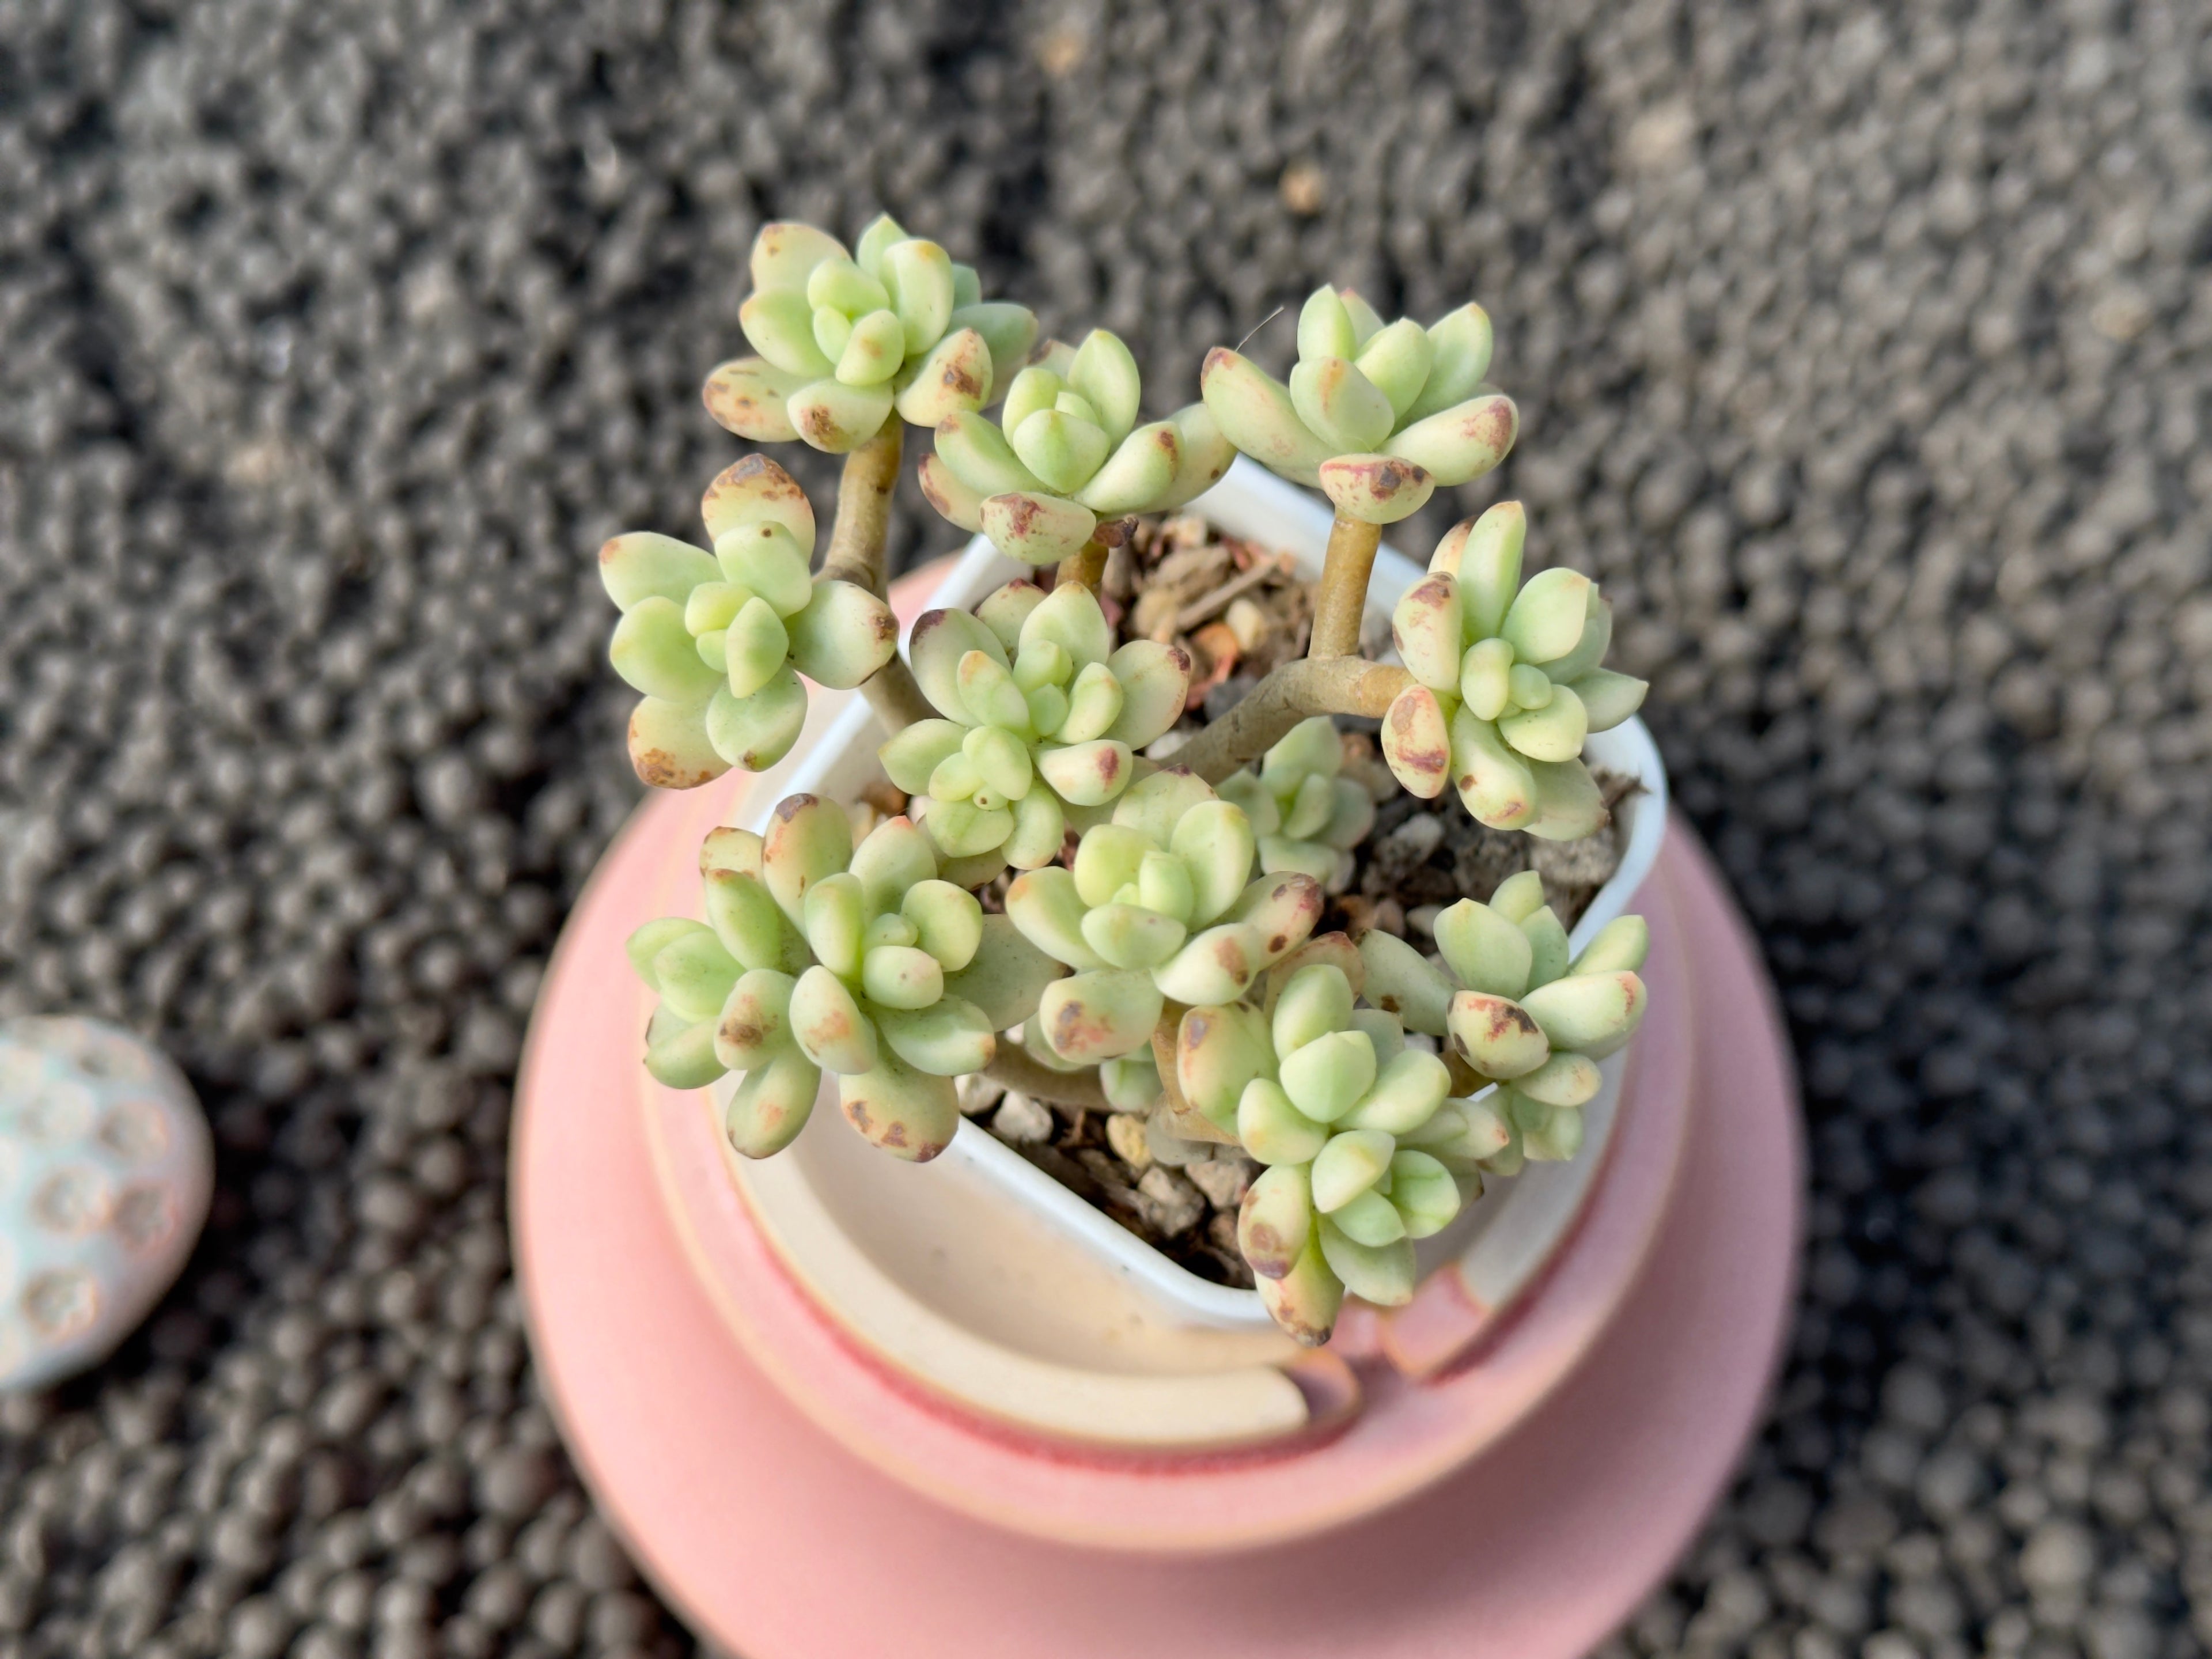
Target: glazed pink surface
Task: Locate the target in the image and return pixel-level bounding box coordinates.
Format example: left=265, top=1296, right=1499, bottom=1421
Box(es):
left=514, top=773, right=1802, bottom=1653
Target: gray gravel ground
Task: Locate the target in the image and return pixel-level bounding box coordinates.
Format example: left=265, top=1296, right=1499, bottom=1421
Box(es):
left=1, top=1, right=2208, bottom=1655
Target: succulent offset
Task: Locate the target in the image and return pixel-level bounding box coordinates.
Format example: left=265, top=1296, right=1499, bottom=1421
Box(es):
left=880, top=579, right=1191, bottom=878
left=1379, top=502, right=1649, bottom=838
left=919, top=329, right=1234, bottom=564
left=627, top=797, right=1062, bottom=1162
left=1003, top=771, right=1324, bottom=1064
left=1201, top=287, right=1520, bottom=524
left=1358, top=869, right=1650, bottom=1172
left=1175, top=953, right=1512, bottom=1344
left=703, top=217, right=1040, bottom=453
left=1217, top=715, right=1376, bottom=886
left=601, top=457, right=899, bottom=787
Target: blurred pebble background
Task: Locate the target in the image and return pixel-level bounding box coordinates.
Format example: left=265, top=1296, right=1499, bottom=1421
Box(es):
left=1, top=2, right=2209, bottom=1656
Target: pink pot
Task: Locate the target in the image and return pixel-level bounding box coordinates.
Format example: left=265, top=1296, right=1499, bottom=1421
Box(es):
left=512, top=487, right=1805, bottom=1651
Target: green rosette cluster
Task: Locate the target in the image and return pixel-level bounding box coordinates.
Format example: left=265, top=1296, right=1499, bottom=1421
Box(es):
left=1379, top=502, right=1650, bottom=839
left=1358, top=870, right=1650, bottom=1172
left=1216, top=715, right=1376, bottom=887
left=626, top=797, right=1062, bottom=1164
left=601, top=457, right=899, bottom=790
left=703, top=216, right=1040, bottom=453
left=1003, top=772, right=1325, bottom=1066
left=880, top=579, right=1192, bottom=882
left=1200, top=287, right=1519, bottom=524
left=919, top=330, right=1233, bottom=565
left=1175, top=957, right=1509, bottom=1344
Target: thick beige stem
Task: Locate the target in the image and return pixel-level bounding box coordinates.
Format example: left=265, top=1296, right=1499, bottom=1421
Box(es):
left=818, top=423, right=904, bottom=598
left=1052, top=517, right=1128, bottom=593
left=984, top=1044, right=1108, bottom=1110
left=1170, top=656, right=1413, bottom=783
left=1307, top=513, right=1383, bottom=660
left=859, top=659, right=935, bottom=734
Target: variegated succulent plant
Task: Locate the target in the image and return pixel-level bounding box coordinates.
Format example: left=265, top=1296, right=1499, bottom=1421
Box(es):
left=1379, top=502, right=1649, bottom=838
left=1358, top=870, right=1649, bottom=1173
left=1003, top=771, right=1324, bottom=1065
left=878, top=578, right=1191, bottom=881
left=1216, top=715, right=1376, bottom=887
left=1201, top=288, right=1518, bottom=524
left=703, top=217, right=1039, bottom=453
left=1173, top=944, right=1516, bottom=1344
left=601, top=458, right=900, bottom=787
left=604, top=240, right=1669, bottom=1351
left=627, top=797, right=1061, bottom=1163
left=919, top=331, right=1234, bottom=565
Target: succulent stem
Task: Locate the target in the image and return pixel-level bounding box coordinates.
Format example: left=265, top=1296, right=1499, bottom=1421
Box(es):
left=1306, top=512, right=1384, bottom=660
left=1170, top=655, right=1413, bottom=783
left=819, top=422, right=904, bottom=597
left=983, top=1043, right=1110, bottom=1109
left=1051, top=516, right=1128, bottom=593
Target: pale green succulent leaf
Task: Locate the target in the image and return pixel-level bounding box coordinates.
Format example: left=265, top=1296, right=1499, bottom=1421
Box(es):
left=1035, top=967, right=1164, bottom=1064
left=1290, top=356, right=1395, bottom=453
left=702, top=357, right=805, bottom=443
left=1317, top=1220, right=1415, bottom=1308
left=1520, top=904, right=1573, bottom=991
left=1402, top=302, right=1496, bottom=425
left=611, top=597, right=722, bottom=706
left=645, top=1017, right=726, bottom=1090
left=1239, top=1161, right=1316, bottom=1282
left=1570, top=668, right=1647, bottom=733
left=1450, top=706, right=1538, bottom=830
left=1356, top=930, right=1453, bottom=1037
left=700, top=454, right=818, bottom=555
left=1066, top=328, right=1142, bottom=445
left=627, top=918, right=709, bottom=990
left=879, top=238, right=955, bottom=355
left=1518, top=971, right=1647, bottom=1058
left=1174, top=1001, right=1274, bottom=1129
left=627, top=696, right=729, bottom=791
left=712, top=967, right=797, bottom=1070
left=907, top=607, right=1007, bottom=722
left=600, top=532, right=719, bottom=613
left=838, top=1048, right=959, bottom=1162
left=1523, top=757, right=1609, bottom=842
left=980, top=491, right=1097, bottom=566
left=1379, top=685, right=1452, bottom=801
left=1154, top=402, right=1237, bottom=509
left=1433, top=897, right=1533, bottom=999
left=1320, top=453, right=1435, bottom=524
left=948, top=303, right=1040, bottom=401
left=724, top=1048, right=821, bottom=1158
left=1312, top=1130, right=1393, bottom=1215
left=1296, top=286, right=1357, bottom=363
left=1004, top=866, right=1107, bottom=971
left=1572, top=915, right=1651, bottom=976
left=1199, top=348, right=1332, bottom=486
left=1354, top=318, right=1435, bottom=420
left=1272, top=963, right=1355, bottom=1062
left=1035, top=738, right=1133, bottom=808
left=895, top=327, right=993, bottom=426
left=704, top=670, right=807, bottom=772
left=1258, top=1226, right=1344, bottom=1344
left=1074, top=421, right=1180, bottom=514
left=1340, top=1047, right=1453, bottom=1136
left=1446, top=990, right=1551, bottom=1080
left=786, top=377, right=895, bottom=453
left=941, top=914, right=1063, bottom=1031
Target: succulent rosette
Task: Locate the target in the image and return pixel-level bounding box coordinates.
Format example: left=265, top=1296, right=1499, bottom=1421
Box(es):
left=879, top=579, right=1192, bottom=880
left=626, top=798, right=1062, bottom=1164
left=1379, top=502, right=1649, bottom=839
left=918, top=329, right=1234, bottom=565
left=1358, top=869, right=1650, bottom=1176
left=1174, top=952, right=1508, bottom=1344
left=1216, top=715, right=1376, bottom=887
left=601, top=458, right=901, bottom=789
left=702, top=216, right=1040, bottom=453
left=1200, top=287, right=1520, bottom=524
left=1004, top=771, right=1324, bottom=1066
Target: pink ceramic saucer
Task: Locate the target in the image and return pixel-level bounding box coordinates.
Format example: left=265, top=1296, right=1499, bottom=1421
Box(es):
left=514, top=785, right=1802, bottom=1654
